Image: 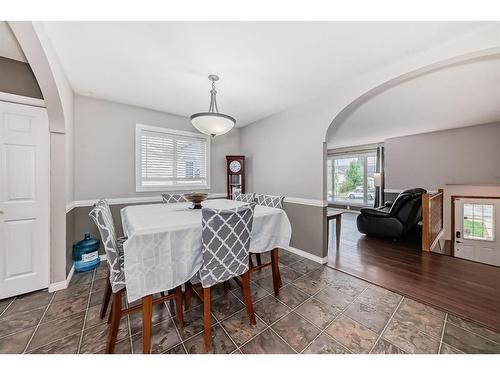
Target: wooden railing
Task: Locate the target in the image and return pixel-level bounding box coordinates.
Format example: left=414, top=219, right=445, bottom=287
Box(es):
left=422, top=189, right=444, bottom=251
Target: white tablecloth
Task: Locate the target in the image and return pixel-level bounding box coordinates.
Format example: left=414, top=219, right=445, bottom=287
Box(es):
left=120, top=199, right=292, bottom=302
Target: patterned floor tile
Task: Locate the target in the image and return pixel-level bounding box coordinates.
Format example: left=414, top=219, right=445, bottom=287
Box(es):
left=443, top=322, right=500, bottom=354
left=371, top=339, right=406, bottom=354
left=52, top=283, right=91, bottom=303
left=163, top=343, right=187, bottom=354
left=43, top=295, right=88, bottom=322
left=211, top=293, right=244, bottom=321
left=383, top=319, right=440, bottom=354
left=240, top=328, right=294, bottom=354
left=0, top=306, right=45, bottom=338
left=28, top=311, right=85, bottom=351
left=0, top=328, right=35, bottom=354
left=131, top=318, right=181, bottom=354
left=302, top=333, right=349, bottom=354
left=220, top=309, right=267, bottom=346
left=230, top=280, right=270, bottom=303
left=28, top=332, right=81, bottom=354
left=176, top=304, right=212, bottom=341
left=356, top=286, right=402, bottom=315
left=129, top=303, right=171, bottom=336
left=288, top=259, right=322, bottom=275
left=98, top=337, right=132, bottom=354
left=344, top=301, right=391, bottom=334
left=183, top=324, right=236, bottom=354
left=253, top=275, right=278, bottom=293
left=315, top=286, right=358, bottom=310
left=447, top=315, right=500, bottom=344
left=292, top=275, right=325, bottom=295
left=79, top=320, right=129, bottom=353
left=70, top=270, right=94, bottom=286
left=3, top=290, right=53, bottom=316
left=276, top=284, right=310, bottom=309
left=295, top=298, right=340, bottom=329
left=271, top=312, right=321, bottom=352
left=393, top=298, right=444, bottom=338
left=325, top=315, right=378, bottom=354
left=279, top=266, right=304, bottom=284
left=439, top=342, right=464, bottom=354
left=254, top=295, right=291, bottom=325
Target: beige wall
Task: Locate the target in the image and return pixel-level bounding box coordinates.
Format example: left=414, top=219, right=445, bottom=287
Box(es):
left=0, top=57, right=43, bottom=98
left=385, top=122, right=500, bottom=191
left=74, top=95, right=241, bottom=201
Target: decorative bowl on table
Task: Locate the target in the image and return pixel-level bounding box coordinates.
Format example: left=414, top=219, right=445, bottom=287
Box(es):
left=183, top=192, right=209, bottom=209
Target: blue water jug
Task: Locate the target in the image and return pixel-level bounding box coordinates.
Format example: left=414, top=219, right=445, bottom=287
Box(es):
left=73, top=232, right=100, bottom=272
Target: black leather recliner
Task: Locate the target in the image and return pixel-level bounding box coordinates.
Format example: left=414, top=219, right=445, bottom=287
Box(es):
left=356, top=188, right=427, bottom=239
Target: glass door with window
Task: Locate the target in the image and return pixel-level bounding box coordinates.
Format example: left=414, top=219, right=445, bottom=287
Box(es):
left=454, top=197, right=500, bottom=267
left=327, top=151, right=377, bottom=206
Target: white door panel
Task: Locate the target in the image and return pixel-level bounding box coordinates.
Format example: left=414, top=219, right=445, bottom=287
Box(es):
left=0, top=101, right=49, bottom=298
left=454, top=197, right=500, bottom=267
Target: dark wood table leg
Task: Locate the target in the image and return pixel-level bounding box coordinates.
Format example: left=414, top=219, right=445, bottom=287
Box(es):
left=270, top=248, right=280, bottom=296
left=203, top=287, right=211, bottom=352
left=106, top=291, right=122, bottom=354
left=335, top=215, right=341, bottom=252
left=142, top=295, right=153, bottom=354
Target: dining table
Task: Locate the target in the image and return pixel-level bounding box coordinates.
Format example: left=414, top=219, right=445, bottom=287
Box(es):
left=120, top=199, right=292, bottom=303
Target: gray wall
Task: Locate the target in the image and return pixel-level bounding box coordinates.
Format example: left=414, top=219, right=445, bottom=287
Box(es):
left=385, top=122, right=500, bottom=191
left=74, top=95, right=241, bottom=200
left=0, top=56, right=43, bottom=98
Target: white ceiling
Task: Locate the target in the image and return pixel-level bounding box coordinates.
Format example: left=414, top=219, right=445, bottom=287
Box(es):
left=41, top=21, right=495, bottom=127
left=0, top=21, right=26, bottom=62
left=327, top=56, right=500, bottom=148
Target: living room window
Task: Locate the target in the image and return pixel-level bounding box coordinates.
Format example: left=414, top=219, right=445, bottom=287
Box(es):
left=136, top=124, right=210, bottom=192
left=327, top=151, right=377, bottom=206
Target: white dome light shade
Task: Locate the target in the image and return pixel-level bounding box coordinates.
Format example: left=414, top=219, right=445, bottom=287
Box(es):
left=190, top=112, right=235, bottom=137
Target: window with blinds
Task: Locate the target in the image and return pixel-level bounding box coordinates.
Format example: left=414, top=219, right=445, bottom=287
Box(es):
left=136, top=124, right=210, bottom=191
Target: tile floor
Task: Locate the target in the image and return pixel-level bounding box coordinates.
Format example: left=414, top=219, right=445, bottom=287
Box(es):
left=1, top=249, right=500, bottom=354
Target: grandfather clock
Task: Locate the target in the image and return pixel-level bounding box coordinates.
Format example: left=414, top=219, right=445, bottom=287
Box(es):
left=226, top=155, right=245, bottom=199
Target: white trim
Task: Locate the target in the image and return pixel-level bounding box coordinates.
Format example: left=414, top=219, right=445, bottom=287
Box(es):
left=135, top=123, right=211, bottom=193
left=284, top=246, right=328, bottom=264
left=48, top=264, right=74, bottom=293
left=65, top=192, right=227, bottom=211
left=284, top=197, right=328, bottom=207
left=0, top=92, right=45, bottom=108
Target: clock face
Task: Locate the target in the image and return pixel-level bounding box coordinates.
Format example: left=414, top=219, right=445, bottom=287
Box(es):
left=229, top=160, right=242, bottom=173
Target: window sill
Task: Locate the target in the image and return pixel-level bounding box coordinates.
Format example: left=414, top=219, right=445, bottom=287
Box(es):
left=136, top=185, right=211, bottom=193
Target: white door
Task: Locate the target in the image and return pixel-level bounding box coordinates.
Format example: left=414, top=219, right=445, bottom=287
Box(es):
left=454, top=197, right=500, bottom=267
left=0, top=101, right=49, bottom=299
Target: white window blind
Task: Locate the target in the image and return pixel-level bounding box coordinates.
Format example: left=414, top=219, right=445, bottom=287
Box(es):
left=136, top=124, right=210, bottom=191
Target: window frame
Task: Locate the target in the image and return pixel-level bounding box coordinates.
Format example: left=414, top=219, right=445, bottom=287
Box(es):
left=135, top=123, right=211, bottom=192
left=327, top=150, right=377, bottom=207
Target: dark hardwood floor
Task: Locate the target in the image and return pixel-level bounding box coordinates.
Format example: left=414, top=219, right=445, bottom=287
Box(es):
left=328, top=212, right=500, bottom=332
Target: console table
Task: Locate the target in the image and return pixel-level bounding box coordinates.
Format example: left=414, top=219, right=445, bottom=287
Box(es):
left=327, top=208, right=344, bottom=252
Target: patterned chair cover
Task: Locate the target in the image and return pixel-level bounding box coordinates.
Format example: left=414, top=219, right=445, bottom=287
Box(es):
left=198, top=203, right=255, bottom=288
left=89, top=201, right=126, bottom=293
left=162, top=193, right=188, bottom=203
left=255, top=194, right=284, bottom=209
left=233, top=191, right=255, bottom=203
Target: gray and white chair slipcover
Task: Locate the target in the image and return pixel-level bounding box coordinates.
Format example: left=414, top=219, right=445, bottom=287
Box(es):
left=162, top=193, right=188, bottom=203
left=89, top=201, right=126, bottom=293
left=96, top=199, right=127, bottom=245
left=198, top=203, right=256, bottom=288
left=255, top=193, right=285, bottom=209
left=233, top=191, right=256, bottom=203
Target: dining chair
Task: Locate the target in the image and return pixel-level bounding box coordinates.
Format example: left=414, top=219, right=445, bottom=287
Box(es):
left=89, top=201, right=185, bottom=354
left=94, top=200, right=127, bottom=321
left=232, top=191, right=256, bottom=203
left=189, top=203, right=257, bottom=352
left=161, top=193, right=188, bottom=203
left=251, top=194, right=285, bottom=293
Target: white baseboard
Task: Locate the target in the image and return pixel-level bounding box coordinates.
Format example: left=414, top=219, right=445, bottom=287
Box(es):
left=48, top=264, right=74, bottom=292
left=285, top=246, right=328, bottom=264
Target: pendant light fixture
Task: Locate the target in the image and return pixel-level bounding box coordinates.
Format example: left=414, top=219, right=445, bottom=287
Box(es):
left=190, top=74, right=236, bottom=137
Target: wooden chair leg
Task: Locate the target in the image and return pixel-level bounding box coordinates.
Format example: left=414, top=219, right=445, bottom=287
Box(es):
left=184, top=282, right=191, bottom=311
left=203, top=287, right=211, bottom=352
left=142, top=295, right=153, bottom=354
left=106, top=291, right=122, bottom=354
left=175, top=286, right=184, bottom=328
left=256, top=253, right=262, bottom=267
left=107, top=299, right=114, bottom=324
left=270, top=248, right=281, bottom=296
left=241, top=271, right=256, bottom=325
left=100, top=278, right=112, bottom=319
